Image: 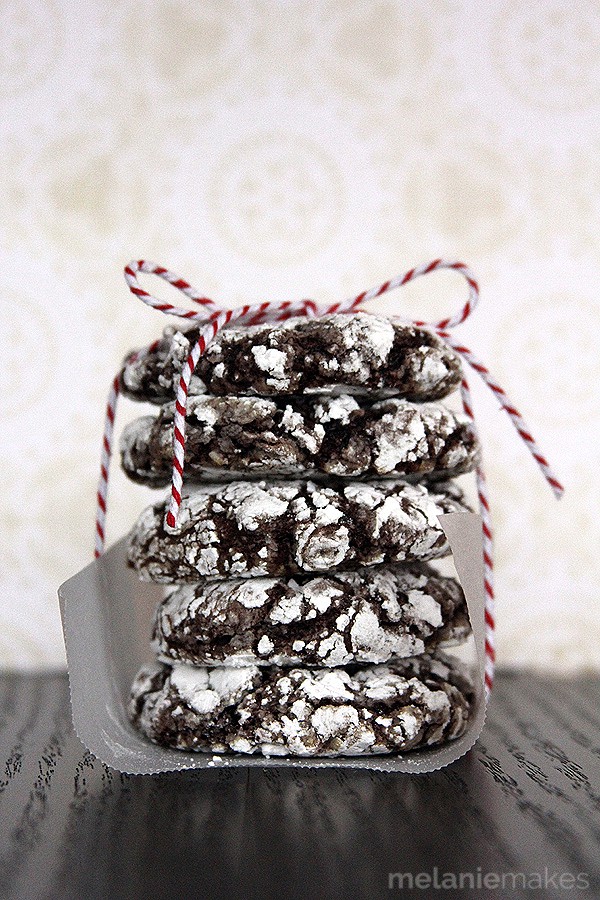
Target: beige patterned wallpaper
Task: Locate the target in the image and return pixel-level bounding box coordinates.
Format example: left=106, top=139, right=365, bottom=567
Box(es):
left=2, top=0, right=599, bottom=670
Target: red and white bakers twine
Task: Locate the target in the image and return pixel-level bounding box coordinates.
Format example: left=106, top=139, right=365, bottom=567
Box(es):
left=95, top=258, right=564, bottom=697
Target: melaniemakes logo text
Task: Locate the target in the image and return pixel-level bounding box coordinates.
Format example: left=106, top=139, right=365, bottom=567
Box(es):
left=388, top=867, right=590, bottom=891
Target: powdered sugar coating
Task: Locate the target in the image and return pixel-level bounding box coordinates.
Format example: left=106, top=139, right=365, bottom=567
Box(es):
left=129, top=653, right=474, bottom=757
left=127, top=478, right=469, bottom=582
left=152, top=563, right=471, bottom=668
left=120, top=395, right=479, bottom=485
left=120, top=313, right=461, bottom=401
left=168, top=665, right=258, bottom=715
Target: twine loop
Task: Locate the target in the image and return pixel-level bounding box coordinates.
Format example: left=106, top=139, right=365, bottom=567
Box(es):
left=95, top=258, right=563, bottom=695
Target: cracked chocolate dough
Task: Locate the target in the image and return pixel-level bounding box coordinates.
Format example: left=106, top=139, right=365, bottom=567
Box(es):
left=127, top=478, right=469, bottom=582
left=121, top=395, right=479, bottom=485
left=129, top=652, right=474, bottom=757
left=152, top=563, right=471, bottom=668
left=120, top=312, right=461, bottom=401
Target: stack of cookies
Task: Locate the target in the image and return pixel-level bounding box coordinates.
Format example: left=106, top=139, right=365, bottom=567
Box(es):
left=121, top=313, right=480, bottom=758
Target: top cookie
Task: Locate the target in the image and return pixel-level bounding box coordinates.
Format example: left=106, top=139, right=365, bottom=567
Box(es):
left=121, top=313, right=461, bottom=401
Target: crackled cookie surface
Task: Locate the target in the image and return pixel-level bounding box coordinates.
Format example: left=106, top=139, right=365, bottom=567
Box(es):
left=127, top=479, right=469, bottom=582
left=129, top=653, right=474, bottom=757
left=120, top=313, right=461, bottom=402
left=153, top=563, right=471, bottom=668
left=121, top=395, right=479, bottom=485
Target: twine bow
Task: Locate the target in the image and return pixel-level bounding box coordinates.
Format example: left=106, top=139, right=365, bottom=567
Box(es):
left=95, top=258, right=563, bottom=695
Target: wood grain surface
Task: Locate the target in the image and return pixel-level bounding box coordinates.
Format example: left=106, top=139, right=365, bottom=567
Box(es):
left=0, top=672, right=599, bottom=900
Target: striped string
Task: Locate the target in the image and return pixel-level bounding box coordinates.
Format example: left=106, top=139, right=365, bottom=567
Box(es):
left=95, top=258, right=564, bottom=694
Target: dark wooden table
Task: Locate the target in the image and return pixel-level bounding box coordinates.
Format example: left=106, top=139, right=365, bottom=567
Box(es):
left=0, top=672, right=599, bottom=900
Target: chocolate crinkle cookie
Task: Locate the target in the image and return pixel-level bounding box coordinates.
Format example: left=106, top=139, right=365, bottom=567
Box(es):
left=128, top=652, right=474, bottom=757
left=152, top=563, right=471, bottom=668
left=120, top=313, right=461, bottom=402
left=120, top=395, right=479, bottom=485
left=127, top=479, right=469, bottom=582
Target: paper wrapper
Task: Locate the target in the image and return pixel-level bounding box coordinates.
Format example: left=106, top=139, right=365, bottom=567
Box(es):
left=58, top=512, right=486, bottom=774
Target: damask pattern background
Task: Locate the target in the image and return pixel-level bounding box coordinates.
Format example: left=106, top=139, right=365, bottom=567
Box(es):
left=2, top=0, right=598, bottom=670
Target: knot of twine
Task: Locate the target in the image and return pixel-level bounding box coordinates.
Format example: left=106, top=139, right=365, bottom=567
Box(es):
left=95, top=258, right=563, bottom=695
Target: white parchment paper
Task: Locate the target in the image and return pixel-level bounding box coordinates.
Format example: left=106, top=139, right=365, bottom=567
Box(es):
left=58, top=512, right=486, bottom=774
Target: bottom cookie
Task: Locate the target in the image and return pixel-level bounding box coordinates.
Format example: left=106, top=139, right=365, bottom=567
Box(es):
left=129, top=654, right=474, bottom=758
